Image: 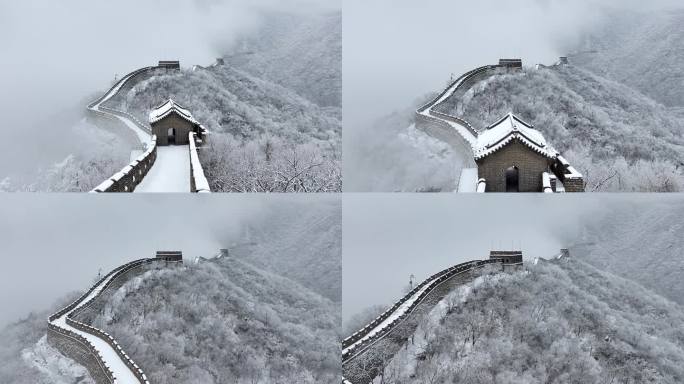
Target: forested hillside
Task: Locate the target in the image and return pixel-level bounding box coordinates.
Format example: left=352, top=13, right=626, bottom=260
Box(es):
left=227, top=11, right=342, bottom=108
left=228, top=199, right=342, bottom=302
left=120, top=63, right=341, bottom=192
left=571, top=9, right=684, bottom=108
left=453, top=66, right=684, bottom=191
left=379, top=259, right=684, bottom=383
left=88, top=258, right=340, bottom=384
left=573, top=197, right=684, bottom=307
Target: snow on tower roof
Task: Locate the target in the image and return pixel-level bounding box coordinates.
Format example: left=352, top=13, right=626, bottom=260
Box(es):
left=149, top=99, right=199, bottom=125
left=474, top=112, right=558, bottom=160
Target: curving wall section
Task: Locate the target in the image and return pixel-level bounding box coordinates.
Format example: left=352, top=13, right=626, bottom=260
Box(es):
left=342, top=259, right=498, bottom=361
left=341, top=258, right=504, bottom=383
left=47, top=255, right=183, bottom=384
left=415, top=65, right=509, bottom=166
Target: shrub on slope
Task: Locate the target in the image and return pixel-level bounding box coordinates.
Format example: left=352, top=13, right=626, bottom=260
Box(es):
left=381, top=259, right=684, bottom=384
left=90, top=257, right=340, bottom=384
left=452, top=66, right=684, bottom=191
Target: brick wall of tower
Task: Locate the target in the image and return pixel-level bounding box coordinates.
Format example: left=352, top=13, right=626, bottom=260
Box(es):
left=476, top=140, right=553, bottom=192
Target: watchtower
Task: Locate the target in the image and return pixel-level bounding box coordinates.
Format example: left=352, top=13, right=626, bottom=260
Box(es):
left=149, top=99, right=205, bottom=146
left=489, top=250, right=523, bottom=267
left=499, top=58, right=523, bottom=69
left=474, top=113, right=585, bottom=192
left=559, top=56, right=569, bottom=65
left=156, top=250, right=183, bottom=262
left=158, top=60, right=180, bottom=70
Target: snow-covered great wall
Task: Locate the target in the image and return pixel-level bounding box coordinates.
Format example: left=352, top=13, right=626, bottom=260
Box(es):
left=342, top=258, right=513, bottom=383
left=46, top=252, right=183, bottom=384
left=415, top=60, right=584, bottom=192
left=86, top=63, right=210, bottom=193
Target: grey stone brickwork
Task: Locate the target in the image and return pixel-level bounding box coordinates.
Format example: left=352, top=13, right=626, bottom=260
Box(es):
left=476, top=140, right=554, bottom=192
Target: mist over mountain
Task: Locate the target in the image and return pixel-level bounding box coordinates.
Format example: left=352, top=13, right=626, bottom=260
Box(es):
left=573, top=197, right=684, bottom=307
left=227, top=11, right=342, bottom=108
left=227, top=199, right=342, bottom=302
left=571, top=9, right=684, bottom=109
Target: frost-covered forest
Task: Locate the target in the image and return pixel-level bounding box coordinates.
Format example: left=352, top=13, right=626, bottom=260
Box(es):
left=453, top=65, right=684, bottom=191
left=86, top=258, right=340, bottom=384
left=0, top=257, right=341, bottom=384
left=375, top=259, right=684, bottom=384
left=118, top=62, right=341, bottom=192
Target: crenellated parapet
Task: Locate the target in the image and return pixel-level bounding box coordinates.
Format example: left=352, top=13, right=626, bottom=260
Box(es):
left=91, top=136, right=158, bottom=193
left=188, top=132, right=211, bottom=193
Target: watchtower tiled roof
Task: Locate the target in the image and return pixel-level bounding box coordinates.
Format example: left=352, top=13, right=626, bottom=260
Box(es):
left=474, top=112, right=558, bottom=160
left=148, top=99, right=199, bottom=125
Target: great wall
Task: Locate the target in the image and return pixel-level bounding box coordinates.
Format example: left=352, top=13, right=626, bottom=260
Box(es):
left=47, top=251, right=183, bottom=384
left=341, top=251, right=526, bottom=384
left=87, top=62, right=210, bottom=193
left=415, top=59, right=585, bottom=193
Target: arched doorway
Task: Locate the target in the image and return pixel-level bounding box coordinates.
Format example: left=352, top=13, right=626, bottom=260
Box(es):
left=505, top=166, right=519, bottom=192
left=167, top=128, right=176, bottom=145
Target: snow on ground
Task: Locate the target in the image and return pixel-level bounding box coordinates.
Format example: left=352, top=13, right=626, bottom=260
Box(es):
left=458, top=168, right=478, bottom=192
left=22, top=336, right=95, bottom=384
left=135, top=146, right=191, bottom=193
left=49, top=271, right=143, bottom=384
